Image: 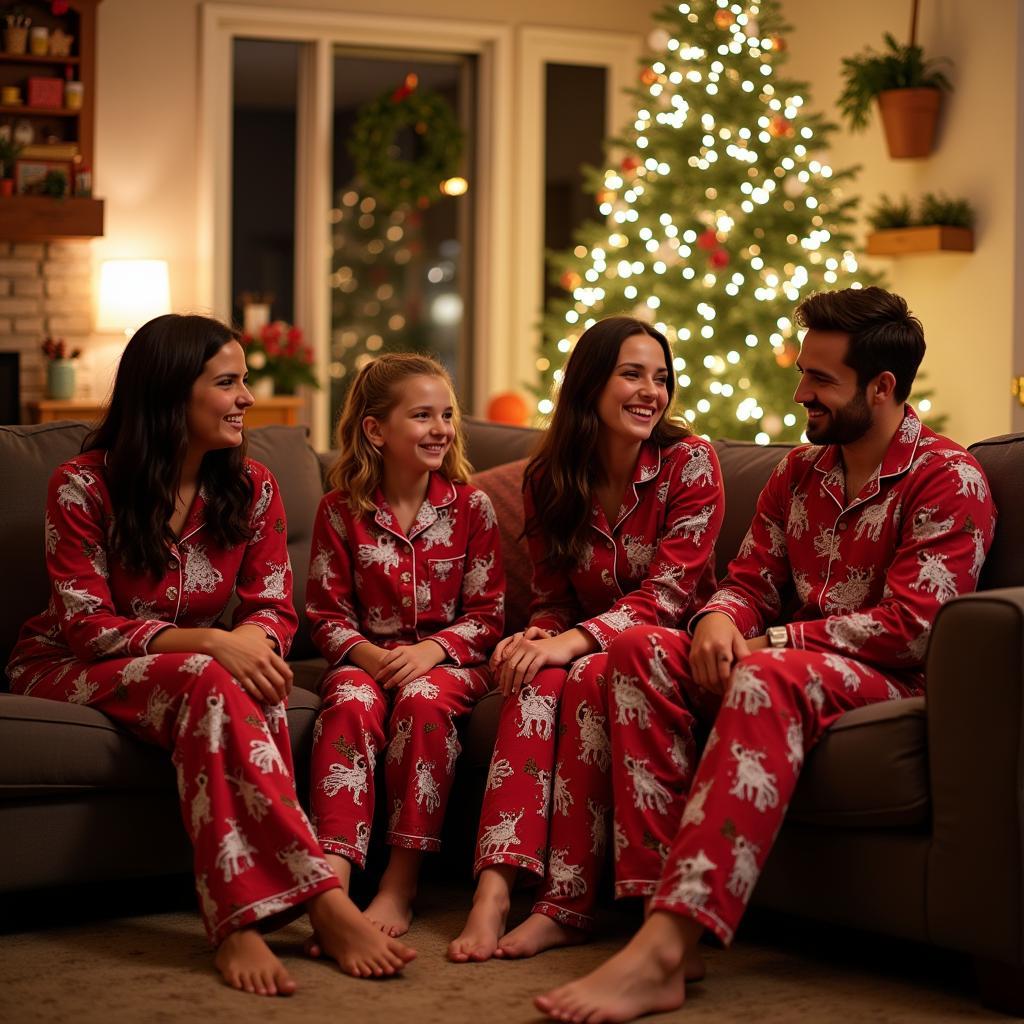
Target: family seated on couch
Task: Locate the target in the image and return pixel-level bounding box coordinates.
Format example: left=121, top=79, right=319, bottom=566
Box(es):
left=5, top=288, right=995, bottom=1023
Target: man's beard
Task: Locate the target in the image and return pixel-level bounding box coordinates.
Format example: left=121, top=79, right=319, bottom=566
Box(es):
left=804, top=388, right=873, bottom=445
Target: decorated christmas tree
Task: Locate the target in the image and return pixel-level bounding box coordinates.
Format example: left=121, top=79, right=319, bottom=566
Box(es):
left=539, top=0, right=925, bottom=443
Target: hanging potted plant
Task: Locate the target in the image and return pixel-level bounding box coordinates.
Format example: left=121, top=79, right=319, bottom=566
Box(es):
left=838, top=3, right=952, bottom=159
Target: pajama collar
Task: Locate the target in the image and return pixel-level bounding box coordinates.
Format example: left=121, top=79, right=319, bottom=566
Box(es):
left=371, top=472, right=458, bottom=541
left=590, top=440, right=662, bottom=534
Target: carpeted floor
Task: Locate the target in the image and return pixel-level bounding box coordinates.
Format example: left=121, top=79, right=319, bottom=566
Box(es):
left=0, top=879, right=1004, bottom=1023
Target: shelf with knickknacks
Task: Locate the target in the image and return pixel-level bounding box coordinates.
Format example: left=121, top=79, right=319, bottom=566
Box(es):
left=865, top=192, right=974, bottom=255
left=0, top=0, right=102, bottom=241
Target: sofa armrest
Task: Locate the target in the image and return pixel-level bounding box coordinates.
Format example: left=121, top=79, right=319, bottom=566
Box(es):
left=925, top=587, right=1024, bottom=964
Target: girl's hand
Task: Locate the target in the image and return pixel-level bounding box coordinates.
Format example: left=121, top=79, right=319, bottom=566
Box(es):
left=497, top=635, right=566, bottom=696
left=376, top=639, right=446, bottom=690
left=347, top=641, right=390, bottom=677
left=209, top=625, right=293, bottom=705
left=489, top=627, right=552, bottom=671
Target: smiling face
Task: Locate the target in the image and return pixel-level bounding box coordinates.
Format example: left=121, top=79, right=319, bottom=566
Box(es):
left=595, top=333, right=670, bottom=444
left=363, top=373, right=456, bottom=476
left=794, top=328, right=874, bottom=445
left=184, top=340, right=254, bottom=455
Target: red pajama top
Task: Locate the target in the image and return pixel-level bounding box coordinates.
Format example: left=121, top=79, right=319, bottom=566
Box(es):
left=305, top=473, right=504, bottom=667
left=6, top=451, right=298, bottom=689
left=526, top=437, right=723, bottom=646
left=696, top=407, right=997, bottom=684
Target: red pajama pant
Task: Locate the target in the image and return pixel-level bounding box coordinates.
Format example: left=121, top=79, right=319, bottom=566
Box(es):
left=17, top=652, right=338, bottom=944
left=475, top=653, right=611, bottom=923
left=311, top=663, right=491, bottom=862
left=606, top=626, right=920, bottom=944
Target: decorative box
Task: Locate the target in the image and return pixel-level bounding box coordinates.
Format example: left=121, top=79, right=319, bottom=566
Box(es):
left=27, top=77, right=64, bottom=110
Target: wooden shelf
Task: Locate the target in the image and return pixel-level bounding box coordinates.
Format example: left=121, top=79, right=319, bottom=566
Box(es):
left=866, top=225, right=974, bottom=256
left=0, top=195, right=103, bottom=240
left=0, top=103, right=78, bottom=117
left=30, top=395, right=306, bottom=428
left=0, top=53, right=79, bottom=65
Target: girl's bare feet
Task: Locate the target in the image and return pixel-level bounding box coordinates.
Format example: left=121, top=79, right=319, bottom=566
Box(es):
left=495, top=912, right=586, bottom=959
left=305, top=853, right=351, bottom=959
left=308, top=888, right=416, bottom=978
left=534, top=912, right=702, bottom=1022
left=448, top=865, right=515, bottom=962
left=365, top=847, right=421, bottom=937
left=214, top=927, right=296, bottom=996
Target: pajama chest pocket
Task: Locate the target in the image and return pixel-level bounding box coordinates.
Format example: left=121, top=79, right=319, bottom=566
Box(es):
left=427, top=557, right=463, bottom=621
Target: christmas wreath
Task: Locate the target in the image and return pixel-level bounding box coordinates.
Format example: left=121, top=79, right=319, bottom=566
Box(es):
left=348, top=75, right=464, bottom=210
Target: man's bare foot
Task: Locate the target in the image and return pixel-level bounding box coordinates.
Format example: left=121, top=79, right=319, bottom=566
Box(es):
left=448, top=888, right=511, bottom=962
left=308, top=888, right=416, bottom=978
left=495, top=913, right=586, bottom=959
left=214, top=928, right=296, bottom=996
left=364, top=888, right=414, bottom=937
left=534, top=912, right=700, bottom=1022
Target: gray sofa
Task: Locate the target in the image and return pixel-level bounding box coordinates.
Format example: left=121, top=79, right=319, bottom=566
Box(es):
left=1, top=417, right=1022, bottom=1013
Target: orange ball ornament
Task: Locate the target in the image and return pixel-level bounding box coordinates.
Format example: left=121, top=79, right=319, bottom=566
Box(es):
left=714, top=9, right=735, bottom=28
left=769, top=115, right=794, bottom=138
left=769, top=34, right=787, bottom=52
left=640, top=67, right=659, bottom=86
left=774, top=341, right=799, bottom=368
left=486, top=391, right=530, bottom=426
left=560, top=270, right=582, bottom=292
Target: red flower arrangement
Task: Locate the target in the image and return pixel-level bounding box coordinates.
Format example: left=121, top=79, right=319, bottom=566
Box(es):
left=240, top=321, right=318, bottom=394
left=41, top=336, right=82, bottom=361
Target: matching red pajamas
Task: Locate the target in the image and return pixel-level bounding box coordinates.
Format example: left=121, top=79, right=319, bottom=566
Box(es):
left=6, top=453, right=339, bottom=944
left=605, top=408, right=997, bottom=944
left=306, top=474, right=503, bottom=862
left=475, top=438, right=724, bottom=930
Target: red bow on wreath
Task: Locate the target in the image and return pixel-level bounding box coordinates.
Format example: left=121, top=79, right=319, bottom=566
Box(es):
left=392, top=73, right=419, bottom=103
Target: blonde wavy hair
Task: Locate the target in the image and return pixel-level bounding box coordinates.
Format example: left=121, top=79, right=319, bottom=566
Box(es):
left=327, top=353, right=473, bottom=515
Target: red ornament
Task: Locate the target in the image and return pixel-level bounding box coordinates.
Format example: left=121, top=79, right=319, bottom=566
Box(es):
left=560, top=271, right=582, bottom=292
left=621, top=155, right=642, bottom=172
left=714, top=9, right=735, bottom=28
left=769, top=34, right=787, bottom=52
left=769, top=115, right=794, bottom=138
left=486, top=392, right=530, bottom=426
left=709, top=247, right=730, bottom=269
left=51, top=0, right=69, bottom=13
left=696, top=229, right=719, bottom=251
left=391, top=72, right=419, bottom=103
left=640, top=68, right=659, bottom=86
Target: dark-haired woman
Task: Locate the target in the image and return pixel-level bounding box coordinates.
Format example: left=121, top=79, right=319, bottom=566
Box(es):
left=5, top=314, right=415, bottom=995
left=449, top=316, right=724, bottom=962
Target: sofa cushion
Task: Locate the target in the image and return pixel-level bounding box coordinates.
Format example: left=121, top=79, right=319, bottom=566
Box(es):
left=0, top=421, right=92, bottom=674
left=0, top=689, right=321, bottom=798
left=787, top=697, right=928, bottom=828
left=463, top=417, right=538, bottom=473
left=470, top=459, right=530, bottom=633
left=968, top=432, right=1024, bottom=591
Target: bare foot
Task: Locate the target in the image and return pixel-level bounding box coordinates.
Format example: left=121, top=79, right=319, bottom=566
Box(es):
left=364, top=888, right=414, bottom=937
left=308, top=888, right=416, bottom=978
left=214, top=928, right=296, bottom=997
left=448, top=889, right=510, bottom=962
left=306, top=853, right=351, bottom=958
left=495, top=913, right=586, bottom=960
left=534, top=912, right=699, bottom=1022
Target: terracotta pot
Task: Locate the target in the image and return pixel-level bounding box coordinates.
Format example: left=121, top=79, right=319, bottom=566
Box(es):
left=0, top=179, right=13, bottom=198
left=876, top=87, right=942, bottom=159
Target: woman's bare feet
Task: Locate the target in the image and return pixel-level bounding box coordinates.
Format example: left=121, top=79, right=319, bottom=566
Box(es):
left=305, top=853, right=351, bottom=959
left=448, top=866, right=515, bottom=962
left=495, top=912, right=586, bottom=959
left=534, top=912, right=701, bottom=1022
left=214, top=927, right=296, bottom=996
left=308, top=888, right=416, bottom=978
left=365, top=848, right=421, bottom=937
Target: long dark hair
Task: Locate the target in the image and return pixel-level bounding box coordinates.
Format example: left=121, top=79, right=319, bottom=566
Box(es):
left=83, top=313, right=253, bottom=577
left=525, top=316, right=689, bottom=569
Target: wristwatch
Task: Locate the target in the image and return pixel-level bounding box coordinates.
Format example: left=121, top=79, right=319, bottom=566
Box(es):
left=766, top=625, right=788, bottom=649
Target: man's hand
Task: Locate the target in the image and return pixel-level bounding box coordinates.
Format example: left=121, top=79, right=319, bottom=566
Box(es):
left=690, top=613, right=751, bottom=692
left=376, top=639, right=446, bottom=690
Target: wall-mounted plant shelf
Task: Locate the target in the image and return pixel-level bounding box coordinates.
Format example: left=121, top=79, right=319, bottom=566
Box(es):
left=866, top=225, right=974, bottom=256
left=0, top=195, right=104, bottom=240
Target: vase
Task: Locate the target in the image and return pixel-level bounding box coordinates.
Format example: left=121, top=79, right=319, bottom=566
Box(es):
left=250, top=377, right=274, bottom=398
left=46, top=359, right=76, bottom=400
left=876, top=88, right=942, bottom=159
left=4, top=26, right=28, bottom=56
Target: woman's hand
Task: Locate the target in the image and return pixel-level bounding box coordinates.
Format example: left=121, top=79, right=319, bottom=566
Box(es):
left=495, top=633, right=571, bottom=696
left=489, top=626, right=552, bottom=672
left=208, top=624, right=294, bottom=704
left=376, top=639, right=446, bottom=690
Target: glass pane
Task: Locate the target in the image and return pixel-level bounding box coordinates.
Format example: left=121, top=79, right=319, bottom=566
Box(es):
left=544, top=64, right=606, bottom=310
left=232, top=39, right=299, bottom=325
left=329, top=51, right=475, bottom=428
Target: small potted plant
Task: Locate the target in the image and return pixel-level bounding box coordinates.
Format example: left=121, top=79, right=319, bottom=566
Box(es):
left=839, top=21, right=952, bottom=159
left=866, top=192, right=974, bottom=255
left=240, top=321, right=318, bottom=396
left=41, top=335, right=82, bottom=400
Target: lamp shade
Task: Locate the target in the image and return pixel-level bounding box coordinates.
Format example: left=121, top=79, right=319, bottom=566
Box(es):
left=97, top=260, right=172, bottom=333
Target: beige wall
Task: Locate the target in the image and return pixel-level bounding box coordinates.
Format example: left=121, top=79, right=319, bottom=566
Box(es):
left=92, top=0, right=1019, bottom=443
left=782, top=0, right=1020, bottom=444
